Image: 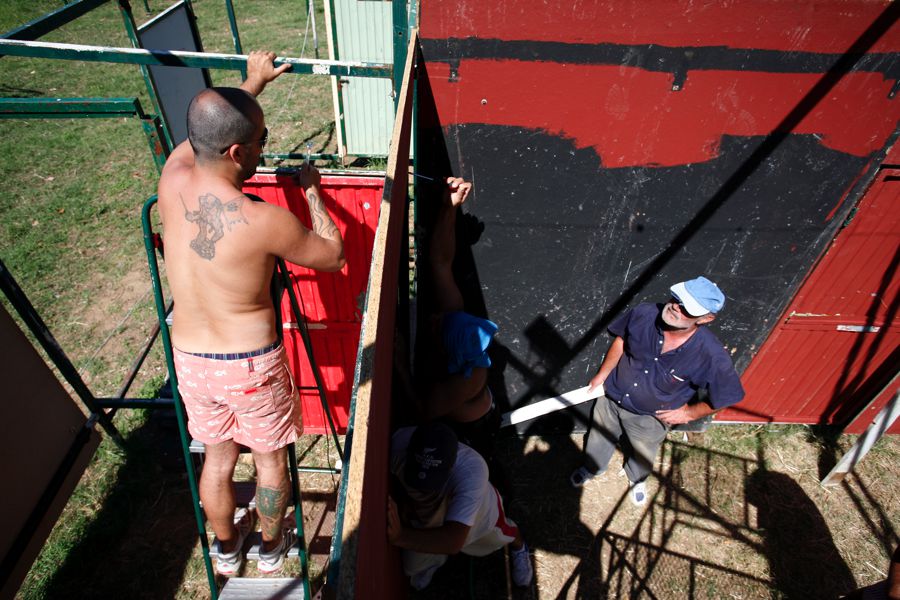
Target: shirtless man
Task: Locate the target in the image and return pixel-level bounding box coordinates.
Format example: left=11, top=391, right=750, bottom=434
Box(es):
left=420, top=178, right=500, bottom=470
left=157, top=51, right=345, bottom=575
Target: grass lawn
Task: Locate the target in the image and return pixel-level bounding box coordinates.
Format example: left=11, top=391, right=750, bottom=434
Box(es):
left=0, top=2, right=342, bottom=598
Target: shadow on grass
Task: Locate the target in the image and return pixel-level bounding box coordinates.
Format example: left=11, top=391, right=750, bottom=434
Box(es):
left=35, top=408, right=197, bottom=600
left=30, top=410, right=339, bottom=598
left=404, top=425, right=898, bottom=599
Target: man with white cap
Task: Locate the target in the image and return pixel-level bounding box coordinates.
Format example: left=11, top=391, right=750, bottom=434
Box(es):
left=570, top=276, right=745, bottom=505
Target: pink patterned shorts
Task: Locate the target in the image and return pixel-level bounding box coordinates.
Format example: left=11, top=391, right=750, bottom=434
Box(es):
left=173, top=342, right=302, bottom=452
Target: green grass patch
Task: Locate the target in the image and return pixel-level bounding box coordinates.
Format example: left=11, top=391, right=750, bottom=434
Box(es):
left=2, top=2, right=347, bottom=597
left=18, top=409, right=151, bottom=600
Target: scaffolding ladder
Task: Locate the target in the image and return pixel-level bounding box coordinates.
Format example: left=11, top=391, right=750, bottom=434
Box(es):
left=141, top=195, right=344, bottom=600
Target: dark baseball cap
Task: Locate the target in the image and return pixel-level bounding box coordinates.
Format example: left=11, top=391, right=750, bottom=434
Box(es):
left=404, top=422, right=459, bottom=492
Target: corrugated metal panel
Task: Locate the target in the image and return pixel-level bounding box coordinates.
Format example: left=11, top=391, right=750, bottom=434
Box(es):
left=243, top=173, right=384, bottom=433
left=330, top=0, right=394, bottom=156
left=729, top=327, right=899, bottom=423
left=720, top=170, right=900, bottom=428
left=790, top=177, right=898, bottom=321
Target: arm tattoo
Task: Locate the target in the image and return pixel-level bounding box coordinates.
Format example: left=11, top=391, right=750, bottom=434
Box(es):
left=256, top=485, right=288, bottom=541
left=181, top=193, right=248, bottom=260
left=306, top=190, right=339, bottom=239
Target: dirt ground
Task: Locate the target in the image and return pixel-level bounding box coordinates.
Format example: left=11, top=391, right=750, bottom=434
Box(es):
left=410, top=427, right=899, bottom=600
left=30, top=411, right=896, bottom=599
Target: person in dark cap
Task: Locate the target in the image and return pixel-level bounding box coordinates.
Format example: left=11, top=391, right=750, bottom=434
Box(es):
left=387, top=422, right=532, bottom=590
left=570, top=276, right=745, bottom=506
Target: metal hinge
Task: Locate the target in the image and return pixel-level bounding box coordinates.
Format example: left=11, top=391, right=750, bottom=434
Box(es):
left=841, top=206, right=858, bottom=228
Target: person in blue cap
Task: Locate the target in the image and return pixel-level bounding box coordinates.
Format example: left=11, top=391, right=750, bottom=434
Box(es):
left=570, top=276, right=745, bottom=506
left=416, top=177, right=502, bottom=470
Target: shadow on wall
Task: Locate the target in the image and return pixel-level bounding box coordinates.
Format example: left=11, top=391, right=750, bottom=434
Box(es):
left=418, top=2, right=900, bottom=439
left=810, top=242, right=900, bottom=478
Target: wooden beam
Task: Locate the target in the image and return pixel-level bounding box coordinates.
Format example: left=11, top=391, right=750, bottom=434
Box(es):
left=333, top=31, right=418, bottom=600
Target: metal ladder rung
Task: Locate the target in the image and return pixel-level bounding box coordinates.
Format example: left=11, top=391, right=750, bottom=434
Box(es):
left=246, top=530, right=300, bottom=560
left=219, top=577, right=306, bottom=599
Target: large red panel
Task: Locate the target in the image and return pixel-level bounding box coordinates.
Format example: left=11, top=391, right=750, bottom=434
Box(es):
left=242, top=173, right=383, bottom=434
left=724, top=327, right=900, bottom=423
left=421, top=0, right=900, bottom=54
left=721, top=170, right=900, bottom=428
left=425, top=60, right=900, bottom=168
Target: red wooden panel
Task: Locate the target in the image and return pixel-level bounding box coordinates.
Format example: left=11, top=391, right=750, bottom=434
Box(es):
left=724, top=327, right=900, bottom=423
left=720, top=170, right=900, bottom=428
left=283, top=325, right=358, bottom=436
left=789, top=176, right=900, bottom=322
left=424, top=61, right=900, bottom=168
left=421, top=0, right=900, bottom=53
left=242, top=173, right=384, bottom=434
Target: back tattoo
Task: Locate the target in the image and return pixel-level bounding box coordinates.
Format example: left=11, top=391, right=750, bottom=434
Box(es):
left=181, top=193, right=248, bottom=260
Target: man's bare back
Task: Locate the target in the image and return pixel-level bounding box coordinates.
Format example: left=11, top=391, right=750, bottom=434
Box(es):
left=158, top=55, right=344, bottom=355
left=157, top=51, right=347, bottom=574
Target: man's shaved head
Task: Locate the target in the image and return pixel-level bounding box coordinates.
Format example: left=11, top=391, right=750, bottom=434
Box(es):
left=187, top=87, right=263, bottom=162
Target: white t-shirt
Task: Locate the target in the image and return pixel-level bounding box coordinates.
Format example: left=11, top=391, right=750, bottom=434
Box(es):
left=391, top=427, right=499, bottom=546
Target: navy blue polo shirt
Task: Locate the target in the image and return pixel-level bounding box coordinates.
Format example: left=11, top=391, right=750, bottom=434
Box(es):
left=604, top=303, right=744, bottom=416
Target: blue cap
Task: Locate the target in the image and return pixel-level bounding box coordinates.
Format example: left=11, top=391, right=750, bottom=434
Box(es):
left=670, top=276, right=725, bottom=315
left=441, top=311, right=498, bottom=378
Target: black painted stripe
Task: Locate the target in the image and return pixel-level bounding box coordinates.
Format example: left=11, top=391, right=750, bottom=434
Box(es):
left=420, top=36, right=900, bottom=81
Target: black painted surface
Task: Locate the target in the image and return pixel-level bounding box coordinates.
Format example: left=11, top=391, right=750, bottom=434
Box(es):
left=420, top=37, right=900, bottom=83
left=435, top=125, right=870, bottom=433
left=138, top=2, right=211, bottom=146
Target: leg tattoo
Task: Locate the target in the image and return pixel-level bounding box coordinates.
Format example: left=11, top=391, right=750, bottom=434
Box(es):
left=256, top=483, right=288, bottom=542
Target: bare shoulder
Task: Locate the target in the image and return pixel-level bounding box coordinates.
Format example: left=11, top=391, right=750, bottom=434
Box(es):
left=242, top=196, right=302, bottom=227
left=241, top=196, right=310, bottom=249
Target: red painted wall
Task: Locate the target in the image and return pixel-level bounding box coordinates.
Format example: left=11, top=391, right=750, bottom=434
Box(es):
left=423, top=1, right=900, bottom=53
left=421, top=3, right=900, bottom=169
left=242, top=174, right=383, bottom=434
left=423, top=62, right=898, bottom=168
left=720, top=169, right=900, bottom=430
left=419, top=0, right=900, bottom=428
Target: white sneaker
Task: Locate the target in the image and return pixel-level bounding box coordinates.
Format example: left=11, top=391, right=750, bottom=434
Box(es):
left=510, top=543, right=533, bottom=587
left=216, top=508, right=254, bottom=576
left=258, top=529, right=296, bottom=574
left=630, top=481, right=648, bottom=507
